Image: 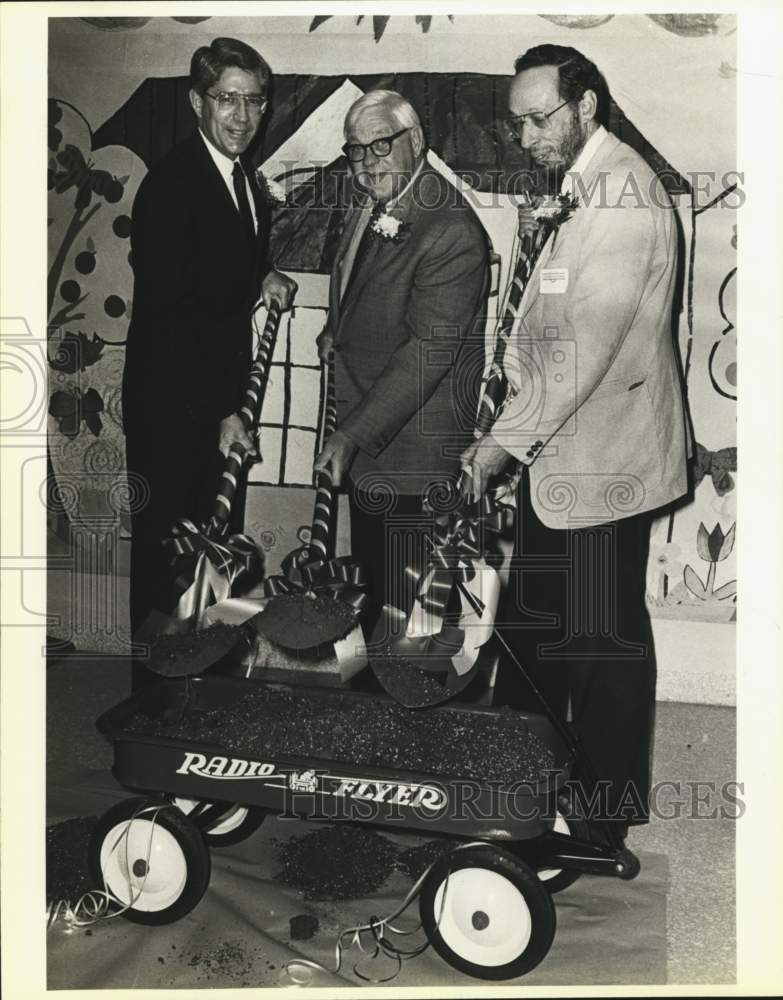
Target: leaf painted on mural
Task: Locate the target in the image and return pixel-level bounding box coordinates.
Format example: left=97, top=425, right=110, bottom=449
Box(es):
left=116, top=175, right=129, bottom=186
left=86, top=237, right=95, bottom=253
left=309, top=16, right=332, bottom=31
left=373, top=16, right=390, bottom=42
left=416, top=16, right=433, bottom=32
left=713, top=580, right=737, bottom=600
left=684, top=564, right=707, bottom=600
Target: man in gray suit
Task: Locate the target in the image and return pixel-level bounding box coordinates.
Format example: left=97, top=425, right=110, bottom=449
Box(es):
left=462, top=46, right=690, bottom=837
left=315, top=89, right=489, bottom=625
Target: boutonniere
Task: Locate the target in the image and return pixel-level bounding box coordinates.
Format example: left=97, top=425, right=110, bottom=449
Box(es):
left=368, top=204, right=408, bottom=243
left=531, top=192, right=580, bottom=230
left=255, top=168, right=288, bottom=206
left=517, top=192, right=579, bottom=255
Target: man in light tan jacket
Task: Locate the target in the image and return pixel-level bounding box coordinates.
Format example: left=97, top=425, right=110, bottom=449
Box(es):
left=463, top=44, right=691, bottom=839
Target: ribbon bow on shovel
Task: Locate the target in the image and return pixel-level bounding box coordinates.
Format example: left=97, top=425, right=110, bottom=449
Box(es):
left=163, top=517, right=262, bottom=623
left=369, top=491, right=512, bottom=708
left=257, top=553, right=368, bottom=651
left=253, top=356, right=368, bottom=653
left=142, top=303, right=283, bottom=677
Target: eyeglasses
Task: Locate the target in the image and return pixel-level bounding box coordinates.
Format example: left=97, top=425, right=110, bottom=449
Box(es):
left=342, top=128, right=411, bottom=163
left=206, top=91, right=268, bottom=114
left=505, top=99, right=574, bottom=139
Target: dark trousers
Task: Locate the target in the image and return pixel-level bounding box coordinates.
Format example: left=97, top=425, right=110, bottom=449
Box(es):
left=494, top=470, right=656, bottom=825
left=125, top=421, right=241, bottom=690
left=348, top=485, right=431, bottom=634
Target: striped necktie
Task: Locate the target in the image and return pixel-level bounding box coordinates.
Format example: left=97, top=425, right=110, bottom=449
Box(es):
left=474, top=227, right=545, bottom=435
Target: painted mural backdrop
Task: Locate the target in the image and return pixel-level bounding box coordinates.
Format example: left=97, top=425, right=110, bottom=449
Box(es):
left=47, top=14, right=737, bottom=637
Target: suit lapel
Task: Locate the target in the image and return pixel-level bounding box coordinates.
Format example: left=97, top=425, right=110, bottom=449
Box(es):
left=515, top=131, right=620, bottom=325
left=331, top=202, right=368, bottom=324
left=338, top=169, right=423, bottom=322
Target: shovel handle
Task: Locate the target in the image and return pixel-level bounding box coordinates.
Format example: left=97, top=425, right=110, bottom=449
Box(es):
left=306, top=354, right=338, bottom=561
left=213, top=301, right=283, bottom=528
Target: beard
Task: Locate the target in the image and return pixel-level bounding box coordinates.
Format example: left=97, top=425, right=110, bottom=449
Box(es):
left=537, top=108, right=588, bottom=192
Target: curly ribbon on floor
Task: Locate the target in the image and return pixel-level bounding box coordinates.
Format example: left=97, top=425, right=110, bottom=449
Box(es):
left=163, top=302, right=282, bottom=624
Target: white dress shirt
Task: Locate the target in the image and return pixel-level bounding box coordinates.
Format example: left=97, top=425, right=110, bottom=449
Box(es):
left=199, top=129, right=258, bottom=232
left=338, top=158, right=426, bottom=301
left=560, top=124, right=608, bottom=197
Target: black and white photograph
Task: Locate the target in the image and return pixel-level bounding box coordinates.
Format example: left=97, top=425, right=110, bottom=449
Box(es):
left=1, top=2, right=781, bottom=995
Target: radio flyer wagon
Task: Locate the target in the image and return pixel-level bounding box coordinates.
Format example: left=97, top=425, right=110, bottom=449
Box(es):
left=90, top=674, right=640, bottom=981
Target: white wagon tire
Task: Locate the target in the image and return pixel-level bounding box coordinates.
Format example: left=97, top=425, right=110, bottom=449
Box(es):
left=88, top=798, right=211, bottom=925
left=419, top=846, right=556, bottom=980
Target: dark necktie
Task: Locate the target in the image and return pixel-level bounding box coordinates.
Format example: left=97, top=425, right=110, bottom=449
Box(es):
left=232, top=161, right=256, bottom=243
left=341, top=201, right=384, bottom=303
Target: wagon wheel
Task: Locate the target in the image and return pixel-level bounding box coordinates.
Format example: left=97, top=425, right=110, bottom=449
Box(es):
left=536, top=810, right=589, bottom=894
left=171, top=797, right=267, bottom=846
left=419, top=845, right=556, bottom=980
left=88, top=797, right=211, bottom=925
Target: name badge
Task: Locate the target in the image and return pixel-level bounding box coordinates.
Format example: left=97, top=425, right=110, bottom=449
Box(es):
left=540, top=267, right=569, bottom=294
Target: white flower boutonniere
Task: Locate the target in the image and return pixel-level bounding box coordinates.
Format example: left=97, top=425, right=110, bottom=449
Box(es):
left=531, top=192, right=580, bottom=229
left=368, top=206, right=408, bottom=243
left=517, top=191, right=579, bottom=254
left=255, top=169, right=288, bottom=206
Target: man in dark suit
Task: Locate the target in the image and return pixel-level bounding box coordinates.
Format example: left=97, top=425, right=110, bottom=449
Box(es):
left=122, top=38, right=296, bottom=679
left=314, top=90, right=490, bottom=626
left=461, top=46, right=690, bottom=835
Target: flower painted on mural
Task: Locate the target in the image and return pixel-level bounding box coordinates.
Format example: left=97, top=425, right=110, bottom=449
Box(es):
left=651, top=540, right=684, bottom=576
left=696, top=522, right=735, bottom=563
left=49, top=387, right=104, bottom=438
left=48, top=331, right=105, bottom=375
left=694, top=443, right=736, bottom=496
left=648, top=540, right=684, bottom=603
left=684, top=521, right=737, bottom=603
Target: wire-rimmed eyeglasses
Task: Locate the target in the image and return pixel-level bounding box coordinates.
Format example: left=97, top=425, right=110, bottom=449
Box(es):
left=206, top=91, right=268, bottom=115
left=505, top=99, right=574, bottom=139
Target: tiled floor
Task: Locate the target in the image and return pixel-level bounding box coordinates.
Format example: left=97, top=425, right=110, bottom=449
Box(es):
left=46, top=657, right=736, bottom=986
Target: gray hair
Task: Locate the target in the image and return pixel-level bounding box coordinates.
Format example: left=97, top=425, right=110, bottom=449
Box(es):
left=344, top=89, right=423, bottom=138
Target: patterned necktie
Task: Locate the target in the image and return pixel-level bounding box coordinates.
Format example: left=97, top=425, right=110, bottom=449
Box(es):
left=232, top=161, right=256, bottom=243
left=474, top=227, right=544, bottom=435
